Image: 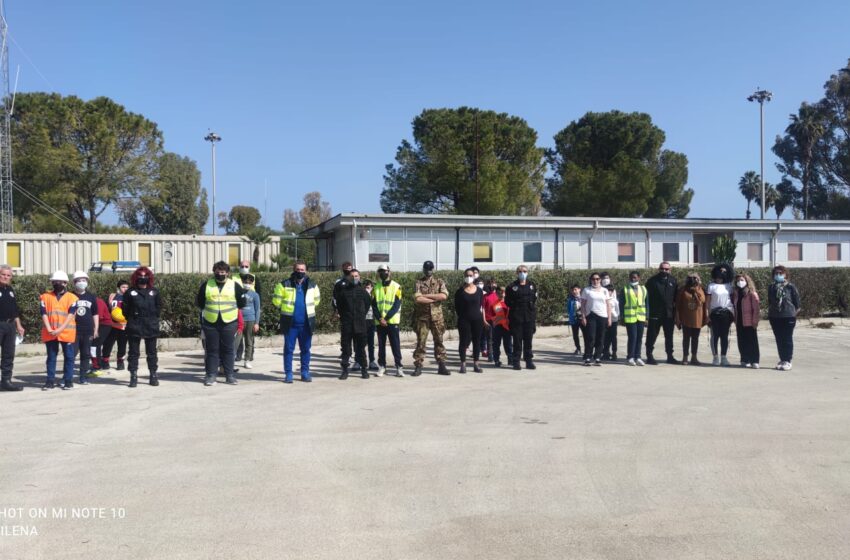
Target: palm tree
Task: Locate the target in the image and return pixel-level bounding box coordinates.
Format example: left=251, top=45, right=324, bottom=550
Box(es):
left=738, top=171, right=760, bottom=219
left=755, top=182, right=777, bottom=215
left=774, top=178, right=798, bottom=219
left=244, top=226, right=273, bottom=264
left=774, top=103, right=827, bottom=219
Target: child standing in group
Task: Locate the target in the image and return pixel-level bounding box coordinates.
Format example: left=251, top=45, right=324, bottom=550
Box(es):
left=363, top=280, right=378, bottom=371
left=566, top=285, right=584, bottom=356
left=490, top=286, right=513, bottom=368
left=238, top=273, right=261, bottom=369
left=602, top=284, right=619, bottom=360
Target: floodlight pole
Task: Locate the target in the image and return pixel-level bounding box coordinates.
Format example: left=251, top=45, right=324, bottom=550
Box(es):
left=204, top=131, right=221, bottom=235
left=747, top=89, right=773, bottom=219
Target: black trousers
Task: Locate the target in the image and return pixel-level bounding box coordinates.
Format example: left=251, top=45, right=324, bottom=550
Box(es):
left=570, top=323, right=585, bottom=351
left=377, top=324, right=402, bottom=367
left=709, top=309, right=733, bottom=356
left=457, top=317, right=483, bottom=362
left=103, top=328, right=127, bottom=362
left=366, top=323, right=376, bottom=363
left=127, top=336, right=158, bottom=374
left=202, top=320, right=237, bottom=378
left=736, top=323, right=760, bottom=364
left=93, top=325, right=112, bottom=366
left=682, top=327, right=701, bottom=359
left=510, top=319, right=535, bottom=363
left=769, top=317, right=796, bottom=362
left=646, top=316, right=675, bottom=358
left=341, top=326, right=367, bottom=369
left=0, top=321, right=17, bottom=381
left=76, top=331, right=93, bottom=379
left=603, top=323, right=618, bottom=357
left=583, top=314, right=607, bottom=361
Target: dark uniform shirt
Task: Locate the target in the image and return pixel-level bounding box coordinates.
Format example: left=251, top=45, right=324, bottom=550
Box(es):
left=0, top=284, right=20, bottom=321
left=75, top=292, right=99, bottom=333
left=504, top=280, right=538, bottom=323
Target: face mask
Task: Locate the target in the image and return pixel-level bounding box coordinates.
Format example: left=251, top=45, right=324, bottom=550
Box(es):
left=660, top=270, right=670, bottom=277
left=476, top=282, right=484, bottom=290
left=214, top=273, right=227, bottom=282
left=630, top=281, right=639, bottom=287
left=774, top=274, right=785, bottom=283
left=464, top=276, right=474, bottom=284
left=601, top=278, right=610, bottom=287
left=423, top=269, right=433, bottom=277
left=52, top=283, right=66, bottom=293
left=239, top=267, right=249, bottom=274
left=137, top=277, right=150, bottom=286
left=351, top=278, right=361, bottom=286
left=518, top=272, right=528, bottom=281
left=379, top=271, right=389, bottom=280
left=473, top=273, right=479, bottom=280
left=737, top=280, right=747, bottom=288
left=293, top=271, right=306, bottom=280
left=75, top=281, right=88, bottom=292
left=245, top=284, right=254, bottom=291
left=343, top=269, right=352, bottom=277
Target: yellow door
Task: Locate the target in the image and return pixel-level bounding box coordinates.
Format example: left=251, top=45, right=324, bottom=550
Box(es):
left=6, top=242, right=21, bottom=268
left=228, top=244, right=241, bottom=266
left=138, top=243, right=152, bottom=267
left=100, top=242, right=119, bottom=262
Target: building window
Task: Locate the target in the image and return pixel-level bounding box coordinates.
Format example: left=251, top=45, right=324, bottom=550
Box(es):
left=227, top=243, right=241, bottom=266
left=6, top=242, right=21, bottom=268
left=473, top=242, right=493, bottom=263
left=617, top=243, right=635, bottom=262
left=827, top=243, right=841, bottom=262
left=747, top=243, right=763, bottom=261
left=100, top=242, right=119, bottom=262
left=662, top=243, right=679, bottom=262
left=523, top=242, right=542, bottom=263
left=788, top=243, right=803, bottom=262
left=138, top=243, right=152, bottom=267
left=368, top=241, right=390, bottom=262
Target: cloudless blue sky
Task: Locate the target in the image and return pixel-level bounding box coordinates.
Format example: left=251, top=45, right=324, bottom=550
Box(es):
left=7, top=0, right=850, bottom=228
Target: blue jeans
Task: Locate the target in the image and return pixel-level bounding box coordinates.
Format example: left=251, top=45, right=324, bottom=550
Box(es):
left=284, top=324, right=312, bottom=375
left=625, top=322, right=645, bottom=360
left=46, top=340, right=76, bottom=383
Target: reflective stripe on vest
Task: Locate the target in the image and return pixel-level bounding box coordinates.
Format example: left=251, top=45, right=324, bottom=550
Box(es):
left=203, top=279, right=238, bottom=323
left=492, top=301, right=509, bottom=329
left=622, top=285, right=647, bottom=323
left=374, top=281, right=401, bottom=325
left=41, top=292, right=78, bottom=343
left=275, top=282, right=318, bottom=319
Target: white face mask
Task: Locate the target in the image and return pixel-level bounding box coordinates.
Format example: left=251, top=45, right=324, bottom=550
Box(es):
left=75, top=281, right=88, bottom=292
left=601, top=278, right=610, bottom=287
left=464, top=276, right=474, bottom=284
left=239, top=267, right=249, bottom=274
left=737, top=280, right=747, bottom=289
left=476, top=282, right=484, bottom=289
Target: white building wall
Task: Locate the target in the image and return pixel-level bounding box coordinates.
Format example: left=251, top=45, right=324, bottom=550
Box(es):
left=649, top=231, right=691, bottom=269
left=734, top=231, right=773, bottom=268
left=776, top=231, right=850, bottom=267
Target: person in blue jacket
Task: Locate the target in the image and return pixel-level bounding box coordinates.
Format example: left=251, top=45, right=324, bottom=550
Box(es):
left=566, top=284, right=584, bottom=355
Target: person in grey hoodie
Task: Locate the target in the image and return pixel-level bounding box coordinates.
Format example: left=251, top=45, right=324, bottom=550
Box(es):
left=236, top=273, right=261, bottom=369
left=767, top=265, right=801, bottom=371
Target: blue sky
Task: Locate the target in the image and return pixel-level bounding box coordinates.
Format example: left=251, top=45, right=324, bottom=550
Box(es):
left=7, top=0, right=850, bottom=228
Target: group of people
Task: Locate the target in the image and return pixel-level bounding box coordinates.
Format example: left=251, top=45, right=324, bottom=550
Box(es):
left=565, top=262, right=801, bottom=371
left=0, top=257, right=802, bottom=392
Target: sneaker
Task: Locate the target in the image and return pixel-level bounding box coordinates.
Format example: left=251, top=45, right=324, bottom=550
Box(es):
left=473, top=363, right=483, bottom=373
left=593, top=360, right=602, bottom=366
left=583, top=359, right=591, bottom=367
left=666, top=356, right=679, bottom=365
left=244, top=361, right=253, bottom=369
left=712, top=355, right=721, bottom=366
left=743, top=363, right=752, bottom=368
left=627, top=358, right=636, bottom=366
left=573, top=348, right=582, bottom=356
left=682, top=359, right=689, bottom=366
left=284, top=373, right=293, bottom=384
left=395, top=367, right=405, bottom=377
left=42, top=380, right=56, bottom=391
left=752, top=363, right=760, bottom=369
left=494, top=360, right=502, bottom=368
left=645, top=356, right=658, bottom=365
left=225, top=376, right=238, bottom=385
left=775, top=361, right=784, bottom=370
left=376, top=366, right=385, bottom=377
left=720, top=356, right=730, bottom=367
left=62, top=381, right=74, bottom=390
left=87, top=369, right=102, bottom=378
left=369, top=361, right=379, bottom=371
left=204, top=377, right=217, bottom=386
left=459, top=363, right=467, bottom=374
left=636, top=358, right=646, bottom=366
left=78, top=378, right=90, bottom=385
left=781, top=362, right=792, bottom=371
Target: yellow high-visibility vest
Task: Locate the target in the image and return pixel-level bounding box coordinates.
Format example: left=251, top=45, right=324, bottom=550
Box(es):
left=203, top=279, right=238, bottom=323
left=373, top=281, right=402, bottom=325
left=273, top=280, right=320, bottom=319
left=622, top=285, right=647, bottom=323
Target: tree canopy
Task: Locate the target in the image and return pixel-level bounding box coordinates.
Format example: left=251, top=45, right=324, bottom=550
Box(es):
left=218, top=205, right=262, bottom=234
left=544, top=111, right=692, bottom=218
left=11, top=92, right=163, bottom=232
left=381, top=107, right=545, bottom=215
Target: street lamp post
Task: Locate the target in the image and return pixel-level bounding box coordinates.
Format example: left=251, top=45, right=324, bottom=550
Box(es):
left=747, top=89, right=773, bottom=219
left=204, top=131, right=222, bottom=235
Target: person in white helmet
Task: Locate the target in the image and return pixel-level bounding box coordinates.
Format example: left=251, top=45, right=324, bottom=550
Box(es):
left=71, top=271, right=100, bottom=385
left=40, top=271, right=79, bottom=390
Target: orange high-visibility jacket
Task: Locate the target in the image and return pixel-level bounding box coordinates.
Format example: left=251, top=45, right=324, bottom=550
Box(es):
left=40, top=291, right=79, bottom=343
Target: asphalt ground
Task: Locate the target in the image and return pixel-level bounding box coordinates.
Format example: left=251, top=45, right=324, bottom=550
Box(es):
left=1, top=324, right=849, bottom=559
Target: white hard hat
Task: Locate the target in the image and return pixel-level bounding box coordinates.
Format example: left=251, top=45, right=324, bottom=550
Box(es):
left=50, top=270, right=69, bottom=282
left=72, top=270, right=89, bottom=281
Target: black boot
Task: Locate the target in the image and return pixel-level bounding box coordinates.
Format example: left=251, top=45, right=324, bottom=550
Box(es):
left=412, top=365, right=422, bottom=377
left=525, top=360, right=536, bottom=370
left=361, top=367, right=369, bottom=379
left=0, top=378, right=22, bottom=391
left=437, top=361, right=451, bottom=376
left=646, top=354, right=658, bottom=365
left=339, top=366, right=349, bottom=380
left=512, top=360, right=522, bottom=371
left=149, top=371, right=159, bottom=386
left=128, top=372, right=138, bottom=388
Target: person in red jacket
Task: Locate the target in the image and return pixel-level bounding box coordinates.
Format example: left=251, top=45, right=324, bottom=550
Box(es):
left=731, top=272, right=761, bottom=369
left=89, top=297, right=114, bottom=376
left=490, top=286, right=513, bottom=368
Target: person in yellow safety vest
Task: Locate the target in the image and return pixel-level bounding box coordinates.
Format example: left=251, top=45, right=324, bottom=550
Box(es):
left=40, top=270, right=79, bottom=390
left=371, top=263, right=405, bottom=377
left=196, top=261, right=247, bottom=387
left=273, top=260, right=320, bottom=384
left=618, top=270, right=649, bottom=366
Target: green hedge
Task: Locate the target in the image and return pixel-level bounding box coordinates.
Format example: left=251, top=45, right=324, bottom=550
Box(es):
left=10, top=267, right=849, bottom=341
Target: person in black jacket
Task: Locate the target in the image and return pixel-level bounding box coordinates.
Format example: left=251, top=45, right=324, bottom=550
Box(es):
left=122, top=267, right=162, bottom=387
left=504, top=264, right=538, bottom=371
left=644, top=261, right=679, bottom=365
left=336, top=269, right=372, bottom=380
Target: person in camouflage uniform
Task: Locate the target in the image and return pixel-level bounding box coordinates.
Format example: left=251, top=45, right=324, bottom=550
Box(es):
left=412, top=261, right=451, bottom=376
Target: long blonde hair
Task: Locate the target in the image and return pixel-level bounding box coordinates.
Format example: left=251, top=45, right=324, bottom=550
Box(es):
left=735, top=273, right=757, bottom=294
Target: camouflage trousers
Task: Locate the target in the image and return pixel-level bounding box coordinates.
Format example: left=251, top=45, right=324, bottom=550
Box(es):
left=413, top=315, right=447, bottom=366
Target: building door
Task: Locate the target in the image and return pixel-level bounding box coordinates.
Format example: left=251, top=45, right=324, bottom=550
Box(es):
left=101, top=242, right=119, bottom=263
left=228, top=244, right=241, bottom=266
left=138, top=243, right=152, bottom=267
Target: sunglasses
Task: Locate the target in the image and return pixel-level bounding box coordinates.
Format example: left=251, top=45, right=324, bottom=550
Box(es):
left=591, top=277, right=601, bottom=281
left=660, top=268, right=671, bottom=272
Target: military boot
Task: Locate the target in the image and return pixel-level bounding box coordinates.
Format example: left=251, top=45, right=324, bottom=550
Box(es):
left=128, top=372, right=138, bottom=388
left=149, top=371, right=159, bottom=386
left=437, top=362, right=451, bottom=376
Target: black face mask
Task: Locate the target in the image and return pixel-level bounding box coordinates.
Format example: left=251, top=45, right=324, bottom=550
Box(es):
left=214, top=273, right=227, bottom=283
left=423, top=269, right=433, bottom=277
left=136, top=277, right=150, bottom=286
left=52, top=283, right=66, bottom=293
left=379, top=271, right=389, bottom=280
left=293, top=271, right=306, bottom=281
